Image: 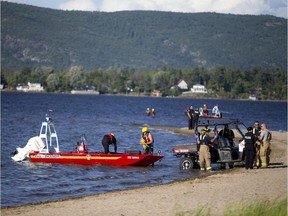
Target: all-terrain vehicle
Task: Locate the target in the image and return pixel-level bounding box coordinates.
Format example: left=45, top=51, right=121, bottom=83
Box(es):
left=173, top=119, right=248, bottom=169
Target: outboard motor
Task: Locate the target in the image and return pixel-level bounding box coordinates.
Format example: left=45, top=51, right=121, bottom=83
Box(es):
left=11, top=136, right=45, bottom=162
left=11, top=113, right=59, bottom=162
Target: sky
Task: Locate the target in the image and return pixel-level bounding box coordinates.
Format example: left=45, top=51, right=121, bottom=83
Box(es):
left=2, top=0, right=287, bottom=19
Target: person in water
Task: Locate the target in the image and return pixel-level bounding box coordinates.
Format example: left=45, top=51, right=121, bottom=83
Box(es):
left=102, top=133, right=117, bottom=154
left=140, top=127, right=154, bottom=154
left=151, top=108, right=156, bottom=117
left=146, top=108, right=150, bottom=116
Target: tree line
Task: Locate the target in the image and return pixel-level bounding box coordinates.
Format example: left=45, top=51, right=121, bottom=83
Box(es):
left=1, top=66, right=286, bottom=100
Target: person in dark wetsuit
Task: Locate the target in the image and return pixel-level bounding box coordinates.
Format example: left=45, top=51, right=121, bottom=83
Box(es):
left=219, top=124, right=235, bottom=146
left=192, top=108, right=200, bottom=130
left=244, top=127, right=256, bottom=169
left=184, top=106, right=194, bottom=130
left=102, top=133, right=117, bottom=154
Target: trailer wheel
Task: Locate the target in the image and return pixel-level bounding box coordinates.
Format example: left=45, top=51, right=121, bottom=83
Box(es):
left=179, top=157, right=194, bottom=170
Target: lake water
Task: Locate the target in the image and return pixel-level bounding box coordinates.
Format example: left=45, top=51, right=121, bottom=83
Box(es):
left=1, top=92, right=287, bottom=207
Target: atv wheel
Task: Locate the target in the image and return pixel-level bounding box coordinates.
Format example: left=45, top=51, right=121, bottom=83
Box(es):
left=179, top=157, right=194, bottom=170
left=228, top=163, right=234, bottom=168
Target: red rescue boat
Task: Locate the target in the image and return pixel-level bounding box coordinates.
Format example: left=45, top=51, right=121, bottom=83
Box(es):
left=29, top=151, right=163, bottom=166
left=11, top=114, right=163, bottom=167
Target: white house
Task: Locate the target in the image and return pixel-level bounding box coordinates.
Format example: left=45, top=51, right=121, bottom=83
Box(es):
left=16, top=82, right=44, bottom=92
left=177, top=80, right=188, bottom=90
left=191, top=84, right=207, bottom=93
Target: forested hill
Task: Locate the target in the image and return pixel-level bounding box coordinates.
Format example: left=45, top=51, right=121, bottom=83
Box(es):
left=1, top=1, right=287, bottom=71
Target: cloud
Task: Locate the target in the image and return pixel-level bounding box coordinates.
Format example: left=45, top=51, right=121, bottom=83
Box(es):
left=59, top=0, right=98, bottom=11
left=99, top=0, right=287, bottom=18
left=2, top=0, right=286, bottom=18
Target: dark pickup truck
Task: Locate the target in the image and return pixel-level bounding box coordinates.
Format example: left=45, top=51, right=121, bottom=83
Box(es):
left=173, top=119, right=248, bottom=169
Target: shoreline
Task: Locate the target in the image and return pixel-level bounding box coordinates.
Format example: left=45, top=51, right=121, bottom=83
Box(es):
left=2, top=90, right=287, bottom=103
left=1, top=129, right=287, bottom=216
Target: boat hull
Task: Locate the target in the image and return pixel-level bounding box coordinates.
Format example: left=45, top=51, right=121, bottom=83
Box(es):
left=200, top=115, right=221, bottom=119
left=29, top=152, right=163, bottom=167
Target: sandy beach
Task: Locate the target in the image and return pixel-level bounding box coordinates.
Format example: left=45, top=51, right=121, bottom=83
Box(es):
left=1, top=129, right=287, bottom=216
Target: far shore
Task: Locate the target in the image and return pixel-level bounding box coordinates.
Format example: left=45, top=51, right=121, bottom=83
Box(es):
left=2, top=90, right=287, bottom=102
left=1, top=128, right=287, bottom=216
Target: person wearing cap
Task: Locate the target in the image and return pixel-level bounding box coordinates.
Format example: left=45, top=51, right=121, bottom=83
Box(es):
left=257, top=123, right=272, bottom=168
left=196, top=128, right=217, bottom=171
left=140, top=127, right=154, bottom=154
left=244, top=127, right=257, bottom=170
left=102, top=133, right=117, bottom=154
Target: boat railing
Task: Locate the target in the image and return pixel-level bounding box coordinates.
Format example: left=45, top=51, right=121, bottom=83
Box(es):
left=39, top=119, right=60, bottom=153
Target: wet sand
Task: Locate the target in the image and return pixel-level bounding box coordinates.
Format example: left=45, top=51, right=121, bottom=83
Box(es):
left=1, top=129, right=287, bottom=216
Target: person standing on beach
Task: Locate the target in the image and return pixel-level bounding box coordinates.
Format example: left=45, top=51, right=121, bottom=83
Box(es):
left=102, top=133, right=117, bottom=154
left=140, top=127, right=154, bottom=154
left=196, top=128, right=217, bottom=171
left=257, top=123, right=272, bottom=168
left=244, top=127, right=256, bottom=169
left=253, top=121, right=261, bottom=166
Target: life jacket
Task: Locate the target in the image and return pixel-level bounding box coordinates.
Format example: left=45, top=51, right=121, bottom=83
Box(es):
left=106, top=134, right=114, bottom=140
left=142, top=132, right=153, bottom=144
left=253, top=128, right=261, bottom=137
left=199, top=134, right=206, bottom=145
left=77, top=143, right=88, bottom=153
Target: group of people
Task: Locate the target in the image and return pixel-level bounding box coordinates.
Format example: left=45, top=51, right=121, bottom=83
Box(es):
left=101, top=127, right=154, bottom=154
left=146, top=108, right=156, bottom=117
left=185, top=104, right=223, bottom=130
left=76, top=113, right=271, bottom=171
left=244, top=121, right=272, bottom=170
left=75, top=127, right=154, bottom=155
left=184, top=105, right=200, bottom=130
left=196, top=121, right=272, bottom=171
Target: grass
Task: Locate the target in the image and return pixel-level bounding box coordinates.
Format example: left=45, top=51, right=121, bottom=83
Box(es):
left=175, top=198, right=287, bottom=216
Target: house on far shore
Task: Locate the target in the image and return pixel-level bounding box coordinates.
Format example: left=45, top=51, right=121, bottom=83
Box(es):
left=177, top=80, right=188, bottom=90
left=71, top=86, right=100, bottom=95
left=191, top=84, right=207, bottom=93
left=16, top=82, right=44, bottom=92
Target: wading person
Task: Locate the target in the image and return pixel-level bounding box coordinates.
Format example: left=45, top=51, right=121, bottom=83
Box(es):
left=140, top=127, right=154, bottom=154
left=244, top=127, right=256, bottom=170
left=102, top=133, right=117, bottom=154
